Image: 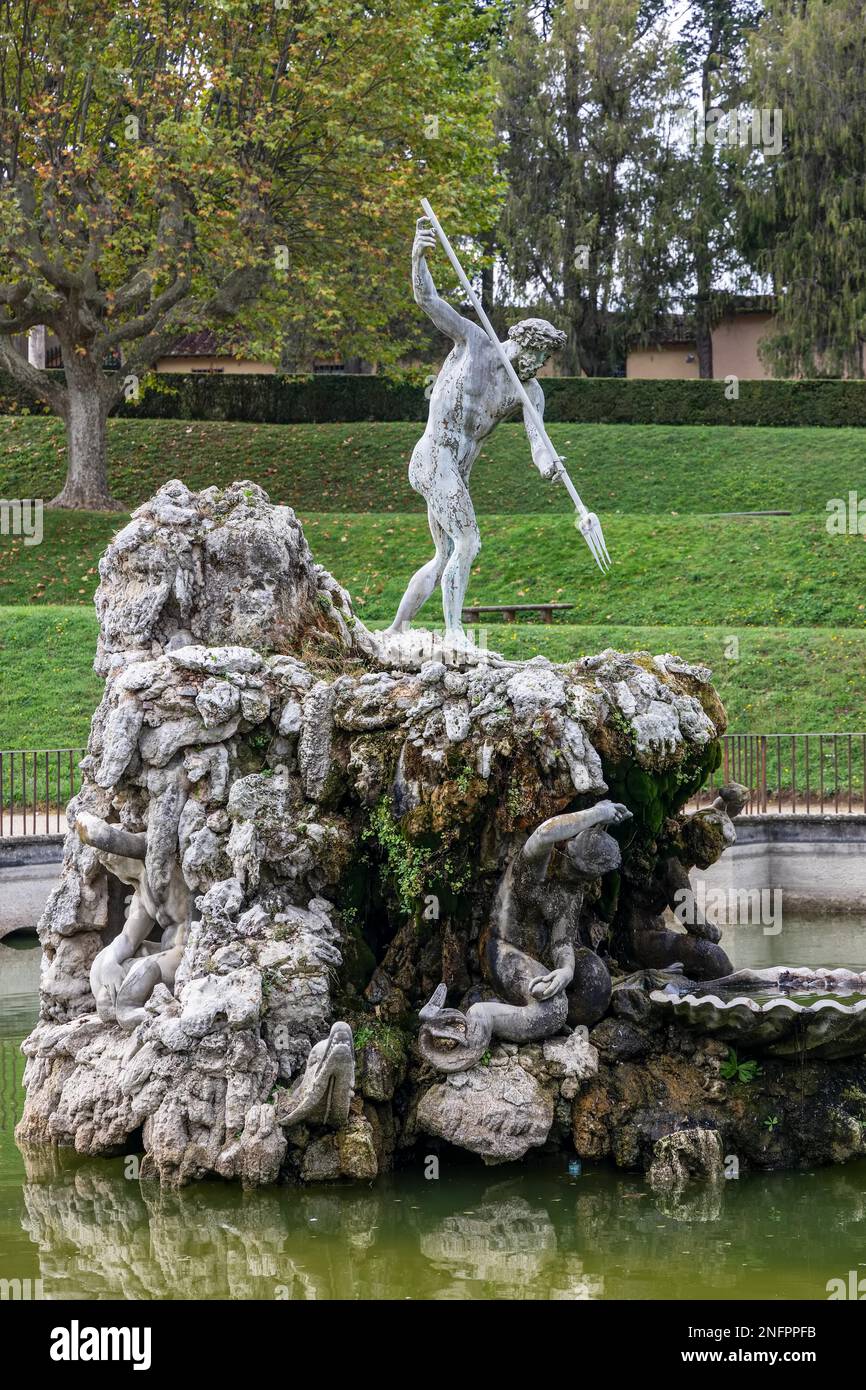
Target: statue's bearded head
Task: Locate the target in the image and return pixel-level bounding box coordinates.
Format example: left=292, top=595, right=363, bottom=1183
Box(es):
left=507, top=318, right=567, bottom=380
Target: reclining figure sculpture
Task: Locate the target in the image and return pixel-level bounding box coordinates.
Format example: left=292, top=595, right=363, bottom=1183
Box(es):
left=419, top=799, right=631, bottom=1071
left=77, top=812, right=192, bottom=1031
left=79, top=811, right=357, bottom=1133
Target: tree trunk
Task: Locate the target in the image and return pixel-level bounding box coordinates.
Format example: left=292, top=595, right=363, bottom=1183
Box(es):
left=480, top=232, right=495, bottom=315
left=695, top=306, right=714, bottom=379
left=694, top=34, right=718, bottom=382
left=49, top=355, right=121, bottom=510
left=694, top=243, right=714, bottom=378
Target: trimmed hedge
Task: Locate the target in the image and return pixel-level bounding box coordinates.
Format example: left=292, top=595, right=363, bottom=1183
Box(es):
left=3, top=367, right=866, bottom=427
left=0, top=369, right=428, bottom=423
left=541, top=377, right=866, bottom=427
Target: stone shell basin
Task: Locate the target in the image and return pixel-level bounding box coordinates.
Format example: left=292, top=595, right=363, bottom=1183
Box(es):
left=650, top=970, right=866, bottom=1060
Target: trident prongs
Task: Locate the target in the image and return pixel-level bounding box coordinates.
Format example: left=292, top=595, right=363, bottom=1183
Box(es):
left=577, top=511, right=612, bottom=573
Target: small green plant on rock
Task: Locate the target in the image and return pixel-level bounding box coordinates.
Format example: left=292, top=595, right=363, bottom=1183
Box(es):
left=505, top=781, right=528, bottom=818
left=353, top=1021, right=406, bottom=1065
left=260, top=967, right=282, bottom=1006
left=764, top=1114, right=780, bottom=1132
left=720, top=1048, right=762, bottom=1084
left=455, top=763, right=474, bottom=795
left=364, top=801, right=432, bottom=915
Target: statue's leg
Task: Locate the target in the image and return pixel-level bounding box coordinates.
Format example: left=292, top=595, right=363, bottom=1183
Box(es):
left=484, top=939, right=569, bottom=1040
left=114, top=956, right=163, bottom=1031
left=487, top=938, right=549, bottom=1005
left=385, top=506, right=451, bottom=632
left=430, top=470, right=479, bottom=637
left=630, top=919, right=733, bottom=981
left=89, top=895, right=155, bottom=1015
left=114, top=943, right=184, bottom=1031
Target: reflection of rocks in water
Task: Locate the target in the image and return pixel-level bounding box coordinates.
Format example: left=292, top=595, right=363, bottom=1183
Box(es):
left=20, top=1154, right=324, bottom=1300
left=420, top=1193, right=603, bottom=1299
left=18, top=1145, right=602, bottom=1300
left=21, top=1150, right=157, bottom=1300
left=652, top=1182, right=724, bottom=1224
left=21, top=1145, right=291, bottom=1299
left=19, top=1146, right=866, bottom=1301
left=568, top=1164, right=866, bottom=1298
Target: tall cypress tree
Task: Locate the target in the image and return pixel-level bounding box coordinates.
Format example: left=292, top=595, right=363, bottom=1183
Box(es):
left=495, top=0, right=684, bottom=376
left=676, top=1, right=763, bottom=378
left=742, top=0, right=866, bottom=377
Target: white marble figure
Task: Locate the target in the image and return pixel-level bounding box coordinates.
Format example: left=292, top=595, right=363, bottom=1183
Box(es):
left=77, top=812, right=191, bottom=1031
left=385, top=217, right=567, bottom=651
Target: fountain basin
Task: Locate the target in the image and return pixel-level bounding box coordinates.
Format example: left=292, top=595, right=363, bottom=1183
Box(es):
left=650, top=974, right=866, bottom=1060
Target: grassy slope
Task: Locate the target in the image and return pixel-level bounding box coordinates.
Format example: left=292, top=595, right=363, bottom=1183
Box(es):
left=0, top=607, right=102, bottom=749
left=303, top=513, right=864, bottom=628
left=1, top=508, right=863, bottom=628
left=0, top=413, right=864, bottom=515
left=1, top=416, right=863, bottom=745
left=1, top=607, right=863, bottom=749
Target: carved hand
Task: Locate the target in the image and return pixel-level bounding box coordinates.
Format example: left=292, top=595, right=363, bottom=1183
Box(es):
left=530, top=967, right=572, bottom=1000
left=593, top=799, right=632, bottom=827
left=92, top=945, right=127, bottom=1003
left=412, top=216, right=436, bottom=262
left=538, top=451, right=565, bottom=482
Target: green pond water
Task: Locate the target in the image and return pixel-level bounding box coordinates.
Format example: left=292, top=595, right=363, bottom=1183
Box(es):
left=4, top=917, right=866, bottom=1301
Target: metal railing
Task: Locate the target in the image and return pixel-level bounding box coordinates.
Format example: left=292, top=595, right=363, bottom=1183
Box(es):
left=695, top=733, right=866, bottom=815
left=0, top=735, right=864, bottom=837
left=0, top=748, right=86, bottom=837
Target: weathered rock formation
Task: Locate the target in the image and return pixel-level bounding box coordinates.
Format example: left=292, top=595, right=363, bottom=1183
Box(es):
left=18, top=480, right=758, bottom=1185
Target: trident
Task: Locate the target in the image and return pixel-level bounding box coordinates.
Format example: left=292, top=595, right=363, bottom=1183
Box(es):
left=420, top=198, right=611, bottom=573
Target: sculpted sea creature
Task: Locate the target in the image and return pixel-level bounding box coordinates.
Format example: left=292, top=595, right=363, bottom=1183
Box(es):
left=277, top=1022, right=356, bottom=1128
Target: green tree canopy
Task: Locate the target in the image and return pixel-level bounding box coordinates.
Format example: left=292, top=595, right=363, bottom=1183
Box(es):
left=0, top=0, right=500, bottom=506
left=494, top=0, right=685, bottom=376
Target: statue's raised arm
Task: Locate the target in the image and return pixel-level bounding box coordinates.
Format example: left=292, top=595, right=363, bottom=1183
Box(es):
left=411, top=217, right=479, bottom=342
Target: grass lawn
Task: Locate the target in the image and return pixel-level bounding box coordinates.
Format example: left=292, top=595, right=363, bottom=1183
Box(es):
left=0, top=413, right=864, bottom=516
left=1, top=508, right=863, bottom=629
left=1, top=415, right=863, bottom=747
left=1, top=607, right=863, bottom=749
left=0, top=607, right=103, bottom=749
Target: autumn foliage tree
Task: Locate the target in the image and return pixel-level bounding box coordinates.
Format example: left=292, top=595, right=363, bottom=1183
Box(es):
left=0, top=0, right=499, bottom=508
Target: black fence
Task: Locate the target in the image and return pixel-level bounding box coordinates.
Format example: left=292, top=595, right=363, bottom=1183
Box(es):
left=1, top=735, right=864, bottom=838
left=0, top=748, right=85, bottom=837
left=694, top=733, right=866, bottom=815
